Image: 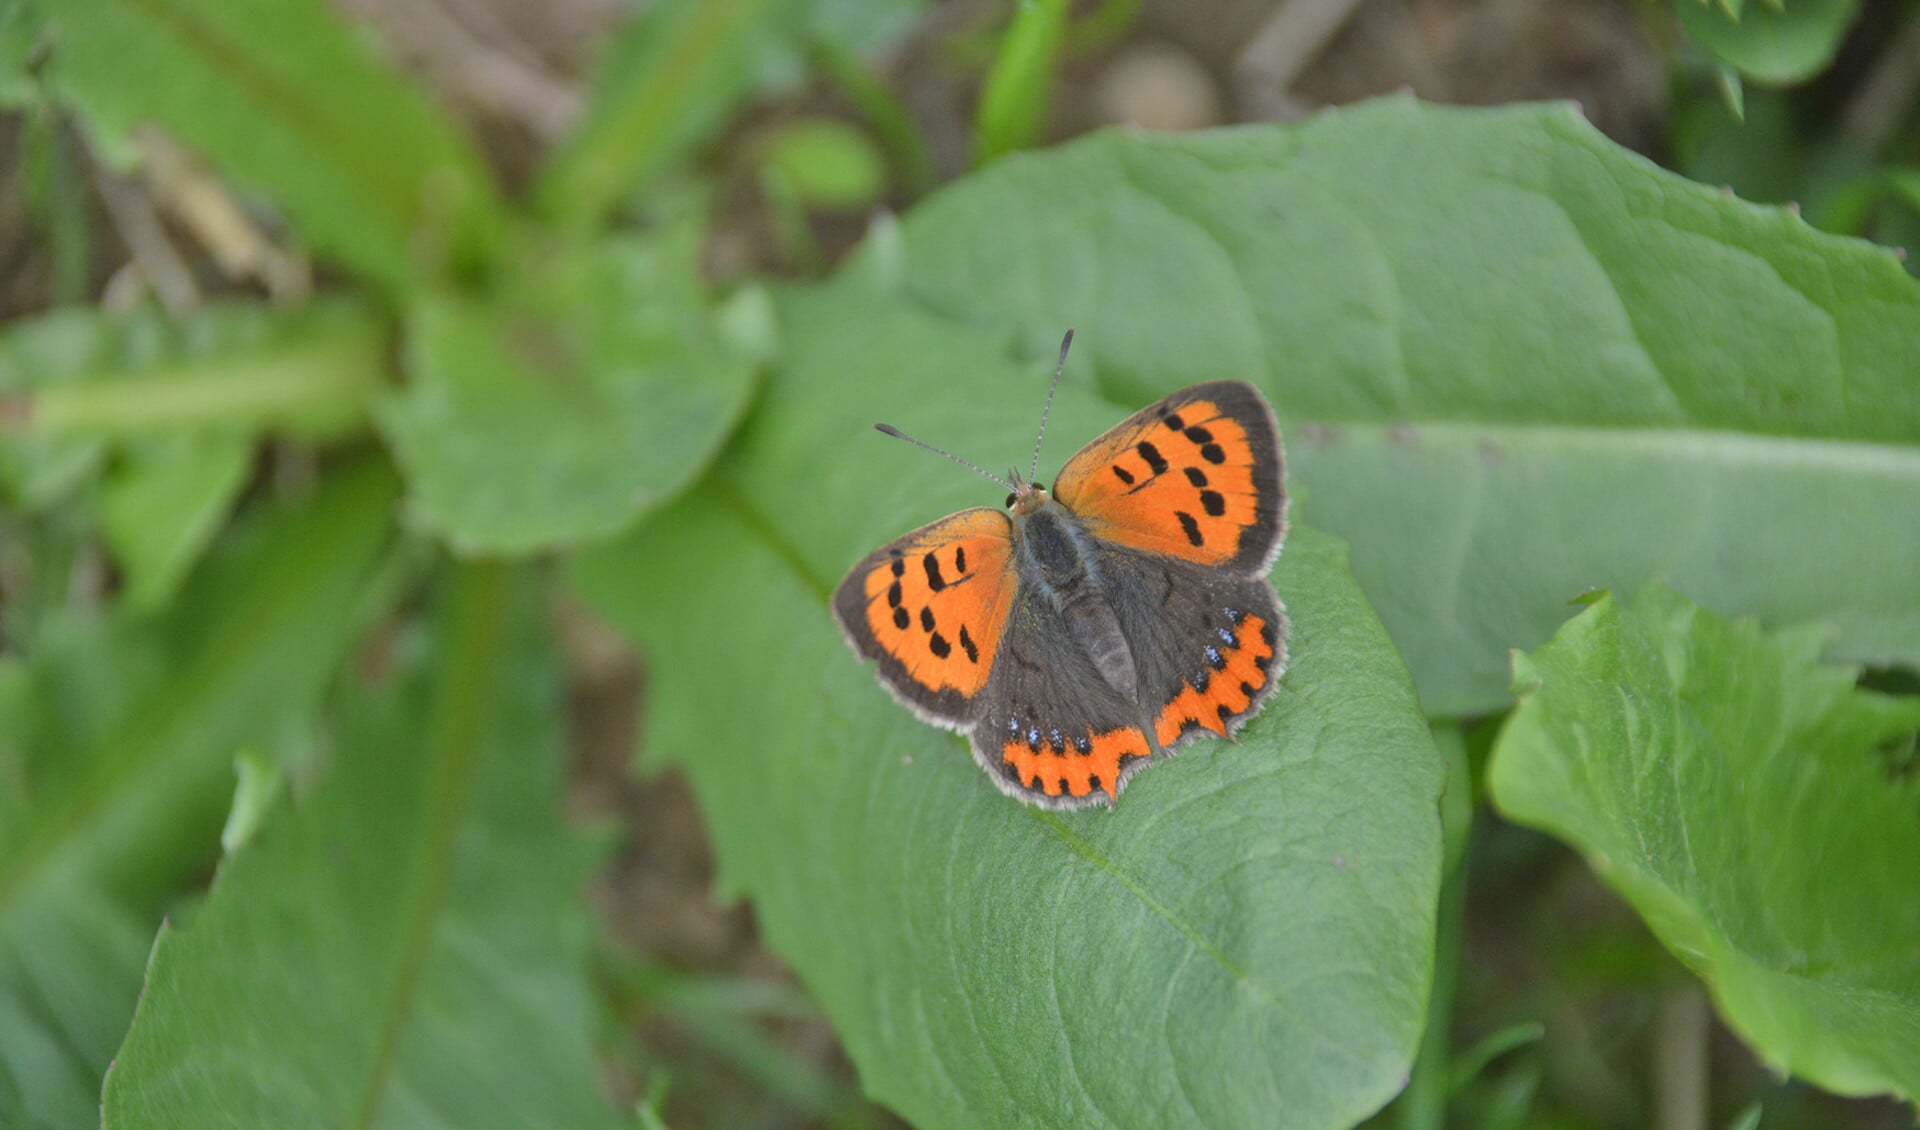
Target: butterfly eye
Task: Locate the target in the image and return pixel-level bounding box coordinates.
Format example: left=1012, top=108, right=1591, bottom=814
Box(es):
left=1005, top=492, right=1017, bottom=508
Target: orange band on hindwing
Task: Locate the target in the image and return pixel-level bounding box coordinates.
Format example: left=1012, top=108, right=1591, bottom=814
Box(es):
left=999, top=724, right=1150, bottom=800
left=1154, top=613, right=1276, bottom=747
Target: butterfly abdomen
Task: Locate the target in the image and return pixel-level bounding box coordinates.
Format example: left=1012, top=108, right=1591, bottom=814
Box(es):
left=1013, top=505, right=1139, bottom=701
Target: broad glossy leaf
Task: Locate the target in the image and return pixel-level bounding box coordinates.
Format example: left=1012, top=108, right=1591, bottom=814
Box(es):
left=1488, top=586, right=1920, bottom=1102
left=0, top=459, right=400, bottom=1129
left=1676, top=0, right=1860, bottom=85
left=572, top=282, right=1445, bottom=1128
left=103, top=564, right=619, bottom=1130
left=29, top=0, right=502, bottom=291
left=381, top=234, right=758, bottom=555
left=886, top=97, right=1920, bottom=713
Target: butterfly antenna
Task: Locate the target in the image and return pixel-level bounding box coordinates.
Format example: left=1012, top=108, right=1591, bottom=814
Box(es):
left=874, top=423, right=1016, bottom=492
left=1028, top=329, right=1074, bottom=484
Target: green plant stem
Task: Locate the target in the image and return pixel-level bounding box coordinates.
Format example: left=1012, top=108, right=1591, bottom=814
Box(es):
left=350, top=559, right=512, bottom=1130
left=809, top=37, right=936, bottom=197
left=537, top=0, right=776, bottom=228
left=761, top=167, right=824, bottom=273
left=973, top=0, right=1071, bottom=164
left=6, top=331, right=386, bottom=440
left=1397, top=814, right=1468, bottom=1130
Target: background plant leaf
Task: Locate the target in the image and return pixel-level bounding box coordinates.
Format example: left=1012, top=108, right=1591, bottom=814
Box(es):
left=0, top=299, right=385, bottom=511
left=97, top=432, right=250, bottom=608
left=884, top=97, right=1920, bottom=713
left=537, top=0, right=799, bottom=226
left=0, top=458, right=400, bottom=1129
left=1487, top=585, right=1920, bottom=1102
left=537, top=0, right=925, bottom=227
left=26, top=0, right=503, bottom=291
left=972, top=0, right=1069, bottom=162
left=571, top=280, right=1445, bottom=1129
left=102, top=563, right=619, bottom=1130
left=380, top=233, right=759, bottom=555
left=1676, top=0, right=1860, bottom=86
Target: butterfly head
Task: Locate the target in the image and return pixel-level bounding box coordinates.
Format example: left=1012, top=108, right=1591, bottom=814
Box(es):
left=1004, top=470, right=1051, bottom=517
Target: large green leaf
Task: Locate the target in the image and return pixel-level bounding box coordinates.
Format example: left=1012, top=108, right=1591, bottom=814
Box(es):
left=29, top=0, right=502, bottom=292
left=102, top=563, right=619, bottom=1129
left=0, top=459, right=400, bottom=1129
left=380, top=234, right=759, bottom=555
left=885, top=97, right=1920, bottom=713
left=571, top=281, right=1445, bottom=1128
left=1487, top=586, right=1920, bottom=1102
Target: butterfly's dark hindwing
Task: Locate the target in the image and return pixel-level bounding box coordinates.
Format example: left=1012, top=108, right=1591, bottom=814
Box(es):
left=1081, top=537, right=1290, bottom=753
left=970, top=582, right=1157, bottom=810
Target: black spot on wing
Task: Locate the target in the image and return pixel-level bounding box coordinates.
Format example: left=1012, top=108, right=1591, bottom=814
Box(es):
left=892, top=607, right=910, bottom=629
left=1184, top=426, right=1213, bottom=444
left=887, top=580, right=903, bottom=608
left=1164, top=412, right=1185, bottom=430
left=1184, top=467, right=1208, bottom=487
left=1136, top=441, right=1169, bottom=475
left=1112, top=464, right=1136, bottom=486
left=1200, top=443, right=1226, bottom=464
left=1199, top=490, right=1225, bottom=516
left=920, top=607, right=935, bottom=632
left=923, top=552, right=946, bottom=591
left=1177, top=511, right=1204, bottom=546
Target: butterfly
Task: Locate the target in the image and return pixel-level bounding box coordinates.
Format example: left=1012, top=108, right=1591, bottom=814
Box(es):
left=832, top=331, right=1290, bottom=809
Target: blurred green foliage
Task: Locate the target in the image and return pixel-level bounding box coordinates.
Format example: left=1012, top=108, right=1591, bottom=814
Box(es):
left=0, top=0, right=1916, bottom=1127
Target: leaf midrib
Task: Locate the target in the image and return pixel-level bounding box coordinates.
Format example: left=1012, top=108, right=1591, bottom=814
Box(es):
left=351, top=563, right=510, bottom=1130
left=1293, top=419, right=1920, bottom=472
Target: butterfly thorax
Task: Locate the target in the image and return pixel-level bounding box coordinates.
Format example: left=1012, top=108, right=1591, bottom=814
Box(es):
left=1010, top=499, right=1142, bottom=704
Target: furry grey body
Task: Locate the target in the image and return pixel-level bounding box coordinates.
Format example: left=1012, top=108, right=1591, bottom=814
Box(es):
left=1013, top=507, right=1139, bottom=701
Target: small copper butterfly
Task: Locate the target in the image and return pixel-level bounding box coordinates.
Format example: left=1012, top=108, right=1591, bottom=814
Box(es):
left=833, top=332, right=1290, bottom=809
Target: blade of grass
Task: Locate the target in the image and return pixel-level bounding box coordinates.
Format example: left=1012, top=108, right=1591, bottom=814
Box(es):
left=537, top=0, right=789, bottom=229
left=973, top=0, right=1069, bottom=164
